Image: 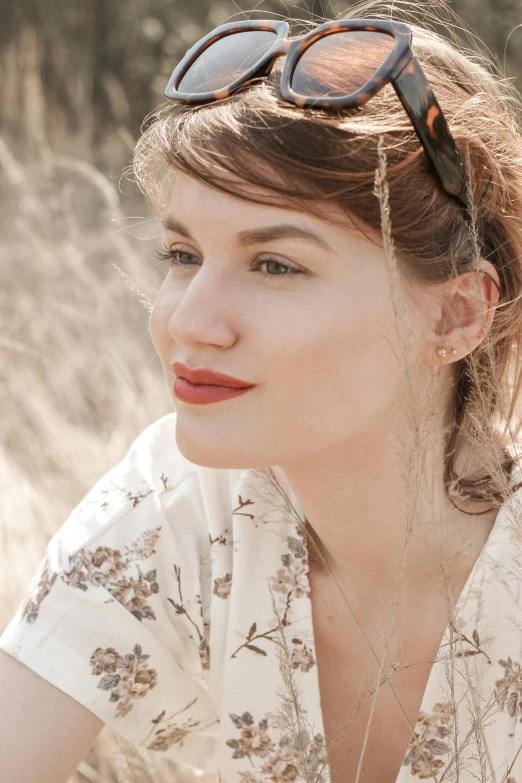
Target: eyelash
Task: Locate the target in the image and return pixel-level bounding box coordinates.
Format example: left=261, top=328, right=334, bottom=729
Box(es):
left=154, top=246, right=304, bottom=281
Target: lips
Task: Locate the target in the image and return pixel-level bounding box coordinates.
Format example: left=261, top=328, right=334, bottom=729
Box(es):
left=172, top=362, right=255, bottom=388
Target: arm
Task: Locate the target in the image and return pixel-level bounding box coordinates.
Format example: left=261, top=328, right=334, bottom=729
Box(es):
left=0, top=649, right=104, bottom=783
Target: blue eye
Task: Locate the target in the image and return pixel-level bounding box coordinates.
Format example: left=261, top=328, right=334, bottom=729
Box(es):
left=154, top=246, right=304, bottom=281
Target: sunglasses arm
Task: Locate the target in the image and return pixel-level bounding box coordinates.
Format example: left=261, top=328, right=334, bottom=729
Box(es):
left=392, top=55, right=468, bottom=205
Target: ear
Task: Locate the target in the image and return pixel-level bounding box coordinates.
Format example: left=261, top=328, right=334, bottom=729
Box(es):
left=425, top=260, right=501, bottom=366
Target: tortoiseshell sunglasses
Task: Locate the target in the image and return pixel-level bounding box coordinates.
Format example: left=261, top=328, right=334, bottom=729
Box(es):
left=164, top=19, right=469, bottom=206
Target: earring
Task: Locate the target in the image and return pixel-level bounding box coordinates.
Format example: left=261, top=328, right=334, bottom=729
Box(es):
left=437, top=346, right=458, bottom=357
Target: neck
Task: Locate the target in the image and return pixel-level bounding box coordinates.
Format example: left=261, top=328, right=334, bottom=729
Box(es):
left=278, top=389, right=498, bottom=603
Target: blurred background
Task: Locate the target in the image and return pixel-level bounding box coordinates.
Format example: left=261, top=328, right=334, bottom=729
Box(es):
left=1, top=0, right=521, bottom=174
left=1, top=1, right=522, bottom=781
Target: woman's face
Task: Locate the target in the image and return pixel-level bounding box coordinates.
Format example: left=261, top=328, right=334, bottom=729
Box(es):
left=150, top=171, right=436, bottom=470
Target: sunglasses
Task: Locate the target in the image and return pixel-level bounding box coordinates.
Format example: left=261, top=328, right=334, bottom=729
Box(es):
left=164, top=19, right=469, bottom=207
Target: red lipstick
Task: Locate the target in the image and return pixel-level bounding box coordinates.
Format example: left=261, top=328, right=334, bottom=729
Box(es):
left=172, top=363, right=255, bottom=387
left=172, top=362, right=257, bottom=405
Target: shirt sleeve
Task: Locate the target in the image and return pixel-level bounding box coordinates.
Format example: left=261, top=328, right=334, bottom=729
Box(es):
left=0, top=413, right=220, bottom=774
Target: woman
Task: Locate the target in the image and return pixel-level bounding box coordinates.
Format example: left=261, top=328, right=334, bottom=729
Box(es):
left=2, top=2, right=522, bottom=782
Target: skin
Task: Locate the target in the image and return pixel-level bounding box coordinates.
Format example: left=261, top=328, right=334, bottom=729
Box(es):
left=150, top=169, right=501, bottom=630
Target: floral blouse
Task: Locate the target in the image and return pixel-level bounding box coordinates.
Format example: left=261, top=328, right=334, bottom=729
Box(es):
left=2, top=412, right=522, bottom=783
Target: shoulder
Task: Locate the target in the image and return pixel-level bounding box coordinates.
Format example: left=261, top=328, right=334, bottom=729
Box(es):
left=45, top=412, right=240, bottom=572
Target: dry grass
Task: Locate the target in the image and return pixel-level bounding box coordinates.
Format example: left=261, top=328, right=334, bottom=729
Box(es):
left=0, top=139, right=208, bottom=782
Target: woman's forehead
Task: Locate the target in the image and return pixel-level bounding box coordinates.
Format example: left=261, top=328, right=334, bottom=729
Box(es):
left=165, top=170, right=382, bottom=247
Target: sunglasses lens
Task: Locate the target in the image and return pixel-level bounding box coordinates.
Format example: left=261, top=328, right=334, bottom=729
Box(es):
left=292, top=30, right=395, bottom=98
left=178, top=30, right=278, bottom=93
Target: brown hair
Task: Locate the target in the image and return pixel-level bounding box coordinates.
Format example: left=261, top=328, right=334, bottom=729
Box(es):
left=133, top=0, right=522, bottom=512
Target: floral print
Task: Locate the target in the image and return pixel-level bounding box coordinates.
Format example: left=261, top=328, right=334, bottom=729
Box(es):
left=127, top=692, right=222, bottom=756
left=272, top=537, right=310, bottom=601
left=19, top=555, right=57, bottom=625
left=90, top=643, right=158, bottom=718
left=21, top=527, right=163, bottom=625
left=147, top=699, right=208, bottom=752
left=68, top=537, right=161, bottom=620
left=227, top=711, right=327, bottom=783
left=288, top=638, right=315, bottom=673
left=88, top=478, right=155, bottom=512
left=168, top=563, right=211, bottom=672
left=3, top=413, right=522, bottom=783
left=227, top=712, right=276, bottom=760
left=402, top=702, right=453, bottom=778
left=213, top=573, right=232, bottom=599
left=494, top=656, right=522, bottom=720
left=230, top=525, right=315, bottom=665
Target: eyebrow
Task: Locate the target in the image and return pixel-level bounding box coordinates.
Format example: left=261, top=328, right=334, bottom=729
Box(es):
left=162, top=217, right=335, bottom=254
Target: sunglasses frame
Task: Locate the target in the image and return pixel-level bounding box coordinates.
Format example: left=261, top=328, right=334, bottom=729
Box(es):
left=164, top=19, right=468, bottom=206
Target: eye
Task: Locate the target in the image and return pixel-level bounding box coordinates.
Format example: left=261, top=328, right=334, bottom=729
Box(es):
left=252, top=257, right=304, bottom=280
left=154, top=246, right=305, bottom=281
left=154, top=247, right=196, bottom=268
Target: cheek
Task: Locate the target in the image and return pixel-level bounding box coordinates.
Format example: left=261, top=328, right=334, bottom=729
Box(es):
left=259, top=296, right=370, bottom=399
left=264, top=288, right=402, bottom=417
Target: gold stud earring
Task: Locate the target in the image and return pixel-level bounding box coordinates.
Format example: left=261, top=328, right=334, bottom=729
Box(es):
left=437, top=347, right=447, bottom=358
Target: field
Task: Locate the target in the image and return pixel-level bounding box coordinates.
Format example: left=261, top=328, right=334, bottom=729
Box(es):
left=0, top=139, right=207, bottom=781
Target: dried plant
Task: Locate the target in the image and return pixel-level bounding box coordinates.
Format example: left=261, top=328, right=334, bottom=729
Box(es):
left=269, top=584, right=327, bottom=783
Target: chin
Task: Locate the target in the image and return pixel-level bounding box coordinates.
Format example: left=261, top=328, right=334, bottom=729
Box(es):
left=174, top=428, right=269, bottom=471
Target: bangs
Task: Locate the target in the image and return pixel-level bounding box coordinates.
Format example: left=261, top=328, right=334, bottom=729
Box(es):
left=132, top=64, right=407, bottom=226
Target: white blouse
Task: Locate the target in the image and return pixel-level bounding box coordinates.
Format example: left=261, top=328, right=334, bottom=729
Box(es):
left=2, top=412, right=522, bottom=783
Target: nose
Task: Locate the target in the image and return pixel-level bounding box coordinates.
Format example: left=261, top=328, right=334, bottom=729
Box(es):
left=166, top=266, right=238, bottom=348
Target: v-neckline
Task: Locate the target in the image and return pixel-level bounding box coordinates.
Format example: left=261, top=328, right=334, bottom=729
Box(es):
left=293, top=493, right=508, bottom=783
